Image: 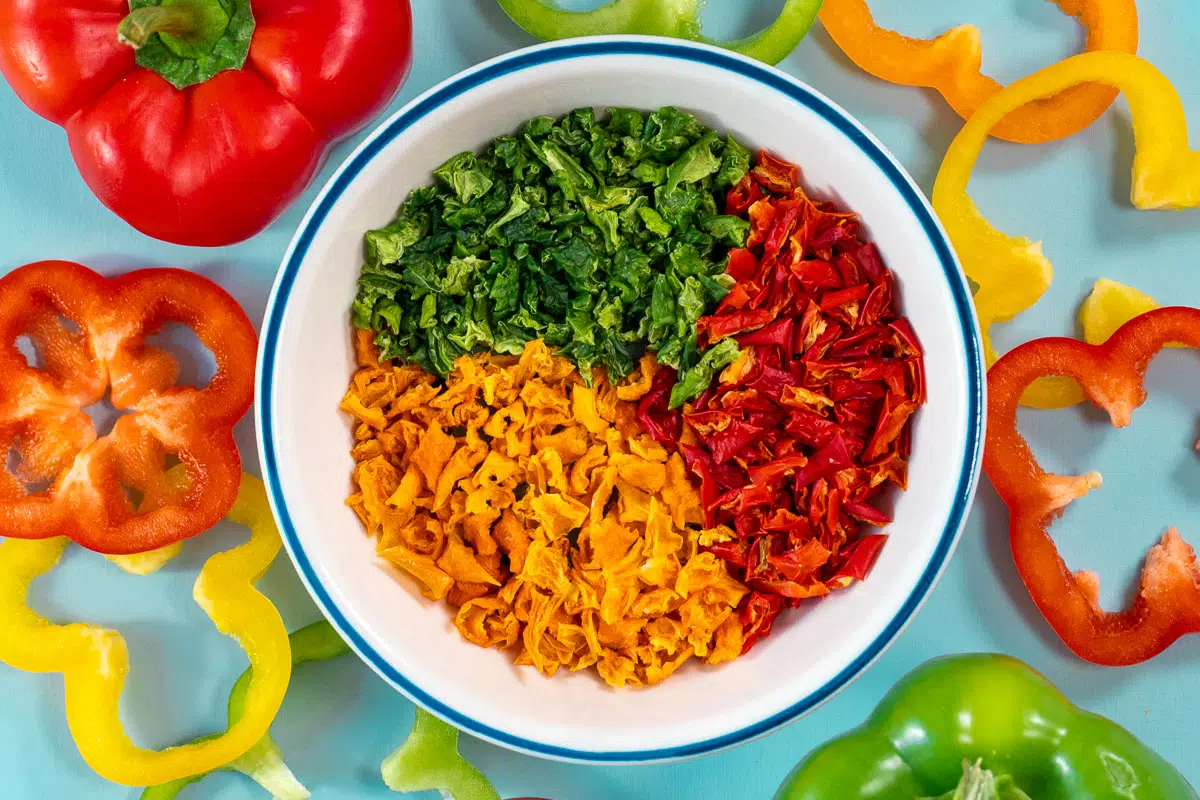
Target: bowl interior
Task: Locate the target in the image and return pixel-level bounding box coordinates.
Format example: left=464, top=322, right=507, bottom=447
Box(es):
left=259, top=39, right=982, bottom=761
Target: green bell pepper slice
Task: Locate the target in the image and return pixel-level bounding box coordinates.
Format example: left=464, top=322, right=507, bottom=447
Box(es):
left=775, top=654, right=1196, bottom=800
left=142, top=621, right=351, bottom=800
left=495, top=0, right=824, bottom=66
left=382, top=707, right=501, bottom=800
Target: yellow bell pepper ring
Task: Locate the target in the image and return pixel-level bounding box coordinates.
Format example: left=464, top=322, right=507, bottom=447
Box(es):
left=0, top=473, right=292, bottom=787
left=932, top=51, right=1200, bottom=409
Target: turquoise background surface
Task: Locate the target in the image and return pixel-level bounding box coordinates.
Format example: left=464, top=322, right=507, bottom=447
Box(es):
left=1, top=1, right=1198, bottom=797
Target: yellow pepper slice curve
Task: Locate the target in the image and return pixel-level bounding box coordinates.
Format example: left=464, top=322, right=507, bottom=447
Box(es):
left=107, top=542, right=184, bottom=575
left=0, top=473, right=291, bottom=786
left=932, top=51, right=1200, bottom=409
left=1079, top=278, right=1160, bottom=344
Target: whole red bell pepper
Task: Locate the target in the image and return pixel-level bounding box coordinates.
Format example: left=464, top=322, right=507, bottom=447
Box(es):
left=0, top=0, right=412, bottom=246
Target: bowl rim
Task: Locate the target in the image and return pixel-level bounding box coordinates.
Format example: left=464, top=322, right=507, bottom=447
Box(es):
left=256, top=34, right=985, bottom=764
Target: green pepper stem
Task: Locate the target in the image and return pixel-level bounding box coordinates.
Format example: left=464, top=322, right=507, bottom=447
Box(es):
left=117, top=0, right=232, bottom=58
left=118, top=6, right=199, bottom=50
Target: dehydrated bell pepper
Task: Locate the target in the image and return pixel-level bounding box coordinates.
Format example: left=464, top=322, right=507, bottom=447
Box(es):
left=143, top=620, right=350, bottom=800
left=774, top=653, right=1197, bottom=798
left=0, top=260, right=256, bottom=555
left=674, top=151, right=923, bottom=651
left=985, top=307, right=1200, bottom=665
left=819, top=0, right=1138, bottom=144
left=495, top=0, right=823, bottom=66
left=0, top=0, right=412, bottom=245
left=0, top=473, right=292, bottom=786
left=382, top=708, right=501, bottom=800
left=932, top=51, right=1200, bottom=409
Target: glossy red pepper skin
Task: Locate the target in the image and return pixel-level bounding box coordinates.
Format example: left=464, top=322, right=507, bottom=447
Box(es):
left=0, top=0, right=413, bottom=246
left=986, top=307, right=1200, bottom=665
left=0, top=260, right=257, bottom=554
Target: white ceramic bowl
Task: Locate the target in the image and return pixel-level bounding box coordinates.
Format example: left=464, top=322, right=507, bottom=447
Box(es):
left=257, top=36, right=984, bottom=763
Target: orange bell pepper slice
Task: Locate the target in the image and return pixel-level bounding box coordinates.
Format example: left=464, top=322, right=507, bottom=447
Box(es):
left=819, top=0, right=1138, bottom=144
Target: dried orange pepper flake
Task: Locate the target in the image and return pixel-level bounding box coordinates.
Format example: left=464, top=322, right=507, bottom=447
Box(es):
left=342, top=340, right=746, bottom=687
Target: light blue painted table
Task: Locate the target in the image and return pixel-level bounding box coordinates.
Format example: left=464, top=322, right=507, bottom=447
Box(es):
left=2, top=2, right=1198, bottom=797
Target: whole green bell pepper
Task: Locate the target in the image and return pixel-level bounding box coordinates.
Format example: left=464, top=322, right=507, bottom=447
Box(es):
left=775, top=654, right=1196, bottom=800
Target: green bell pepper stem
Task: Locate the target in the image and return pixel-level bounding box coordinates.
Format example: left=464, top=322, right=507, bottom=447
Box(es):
left=119, top=0, right=255, bottom=90
left=382, top=708, right=500, bottom=800
left=494, top=0, right=823, bottom=66
left=774, top=654, right=1197, bottom=800
left=141, top=621, right=351, bottom=800
left=925, top=761, right=1031, bottom=800
left=117, top=0, right=231, bottom=57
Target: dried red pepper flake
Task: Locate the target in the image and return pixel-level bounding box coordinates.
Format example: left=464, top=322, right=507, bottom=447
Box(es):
left=716, top=283, right=753, bottom=314
left=820, top=283, right=871, bottom=311
left=791, top=260, right=844, bottom=293
left=843, top=499, right=892, bottom=527
left=746, top=199, right=778, bottom=249
left=802, top=323, right=844, bottom=362
left=740, top=591, right=784, bottom=653
left=706, top=418, right=765, bottom=464
left=637, top=366, right=682, bottom=446
left=750, top=578, right=831, bottom=601
left=662, top=150, right=924, bottom=653
left=697, top=308, right=775, bottom=348
left=726, top=175, right=763, bottom=216
left=827, top=534, right=889, bottom=590
left=864, top=393, right=920, bottom=462
left=726, top=248, right=760, bottom=282
left=707, top=540, right=751, bottom=568
left=768, top=539, right=832, bottom=580
left=747, top=454, right=809, bottom=486
left=751, top=151, right=800, bottom=194
left=737, top=317, right=794, bottom=352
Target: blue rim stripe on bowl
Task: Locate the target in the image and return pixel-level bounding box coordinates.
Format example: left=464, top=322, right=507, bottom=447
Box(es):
left=257, top=37, right=985, bottom=764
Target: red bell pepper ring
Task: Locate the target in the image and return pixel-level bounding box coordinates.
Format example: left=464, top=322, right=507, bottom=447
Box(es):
left=985, top=307, right=1200, bottom=665
left=0, top=261, right=256, bottom=554
left=0, top=0, right=412, bottom=246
